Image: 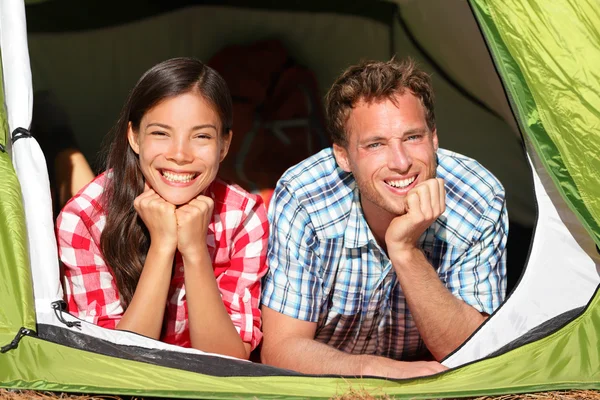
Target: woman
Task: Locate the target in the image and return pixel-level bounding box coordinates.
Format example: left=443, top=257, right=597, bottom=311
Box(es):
left=56, top=58, right=268, bottom=359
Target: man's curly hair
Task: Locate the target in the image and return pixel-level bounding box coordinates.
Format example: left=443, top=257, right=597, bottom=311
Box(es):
left=325, top=58, right=435, bottom=146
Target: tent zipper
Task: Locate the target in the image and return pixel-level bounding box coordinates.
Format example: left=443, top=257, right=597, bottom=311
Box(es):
left=0, top=327, right=36, bottom=353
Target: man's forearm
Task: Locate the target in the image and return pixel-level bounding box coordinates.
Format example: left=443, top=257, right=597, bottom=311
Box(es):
left=262, top=335, right=369, bottom=375
left=261, top=335, right=445, bottom=378
left=392, top=249, right=486, bottom=361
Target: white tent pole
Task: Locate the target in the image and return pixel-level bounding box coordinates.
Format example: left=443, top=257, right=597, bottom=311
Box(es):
left=0, top=0, right=33, bottom=153
left=1, top=0, right=64, bottom=315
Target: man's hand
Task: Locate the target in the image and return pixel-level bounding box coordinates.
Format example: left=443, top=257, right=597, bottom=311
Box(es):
left=383, top=178, right=489, bottom=360
left=385, top=178, right=445, bottom=258
left=175, top=195, right=213, bottom=259
left=133, top=183, right=177, bottom=252
left=261, top=307, right=447, bottom=378
left=361, top=355, right=447, bottom=379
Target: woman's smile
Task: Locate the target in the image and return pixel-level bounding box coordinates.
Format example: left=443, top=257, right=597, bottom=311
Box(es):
left=160, top=169, right=199, bottom=184
left=128, top=92, right=231, bottom=205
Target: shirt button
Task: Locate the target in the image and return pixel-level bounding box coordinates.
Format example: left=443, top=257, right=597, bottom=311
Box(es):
left=179, top=266, right=184, bottom=272
left=89, top=310, right=96, bottom=316
left=242, top=289, right=251, bottom=303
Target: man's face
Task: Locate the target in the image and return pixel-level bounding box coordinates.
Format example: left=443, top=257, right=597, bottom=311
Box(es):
left=333, top=92, right=438, bottom=221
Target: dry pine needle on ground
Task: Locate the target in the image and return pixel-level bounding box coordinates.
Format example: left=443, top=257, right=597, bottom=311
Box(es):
left=1, top=389, right=600, bottom=400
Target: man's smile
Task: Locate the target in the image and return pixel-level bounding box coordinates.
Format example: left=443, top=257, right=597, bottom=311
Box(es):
left=385, top=175, right=416, bottom=189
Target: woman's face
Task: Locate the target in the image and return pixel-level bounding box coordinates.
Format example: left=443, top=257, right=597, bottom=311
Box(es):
left=127, top=92, right=231, bottom=205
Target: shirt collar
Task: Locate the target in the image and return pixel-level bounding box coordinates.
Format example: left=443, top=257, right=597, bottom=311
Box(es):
left=343, top=186, right=377, bottom=249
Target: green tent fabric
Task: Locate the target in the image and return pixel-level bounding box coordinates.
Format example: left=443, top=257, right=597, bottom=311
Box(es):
left=1, top=290, right=598, bottom=400
left=0, top=53, right=35, bottom=335
left=1, top=0, right=599, bottom=398
left=475, top=0, right=600, bottom=248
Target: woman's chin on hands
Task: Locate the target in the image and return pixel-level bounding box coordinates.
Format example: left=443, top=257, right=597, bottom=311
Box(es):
left=134, top=186, right=178, bottom=251
left=175, top=195, right=214, bottom=257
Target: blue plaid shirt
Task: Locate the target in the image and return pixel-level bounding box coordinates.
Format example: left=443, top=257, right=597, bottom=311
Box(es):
left=262, top=147, right=508, bottom=360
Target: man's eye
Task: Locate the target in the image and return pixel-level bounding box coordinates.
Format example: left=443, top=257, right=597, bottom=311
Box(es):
left=406, top=135, right=421, bottom=141
left=367, top=142, right=381, bottom=149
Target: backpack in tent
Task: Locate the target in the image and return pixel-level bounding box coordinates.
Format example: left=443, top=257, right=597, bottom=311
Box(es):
left=1, top=0, right=600, bottom=398
left=208, top=39, right=328, bottom=196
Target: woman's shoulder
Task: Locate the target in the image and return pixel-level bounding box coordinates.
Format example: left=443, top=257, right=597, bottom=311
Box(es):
left=209, top=178, right=264, bottom=213
left=59, top=172, right=108, bottom=218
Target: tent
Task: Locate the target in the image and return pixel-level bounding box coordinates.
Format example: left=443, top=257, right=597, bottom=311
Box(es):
left=1, top=0, right=599, bottom=398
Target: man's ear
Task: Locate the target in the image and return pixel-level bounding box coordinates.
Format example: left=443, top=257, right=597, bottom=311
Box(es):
left=127, top=122, right=140, bottom=155
left=332, top=143, right=352, bottom=173
left=219, top=129, right=232, bottom=162
left=432, top=128, right=439, bottom=152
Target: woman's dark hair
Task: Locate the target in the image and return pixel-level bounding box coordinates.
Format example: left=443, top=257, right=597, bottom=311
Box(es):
left=100, top=57, right=233, bottom=308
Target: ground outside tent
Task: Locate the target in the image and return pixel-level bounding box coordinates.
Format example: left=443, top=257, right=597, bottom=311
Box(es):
left=1, top=389, right=600, bottom=400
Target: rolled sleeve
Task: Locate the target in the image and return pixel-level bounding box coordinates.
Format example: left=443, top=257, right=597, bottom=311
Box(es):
left=57, top=193, right=123, bottom=328
left=218, top=195, right=269, bottom=350
left=262, top=182, right=323, bottom=322
left=446, top=193, right=508, bottom=314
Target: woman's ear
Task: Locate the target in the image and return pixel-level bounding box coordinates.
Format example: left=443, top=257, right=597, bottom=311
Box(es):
left=219, top=129, right=232, bottom=162
left=127, top=122, right=140, bottom=155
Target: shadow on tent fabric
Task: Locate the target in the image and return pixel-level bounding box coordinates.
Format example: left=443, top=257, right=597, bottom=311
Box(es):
left=506, top=220, right=533, bottom=295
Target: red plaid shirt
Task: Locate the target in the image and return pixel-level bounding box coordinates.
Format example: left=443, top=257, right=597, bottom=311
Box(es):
left=57, top=172, right=268, bottom=350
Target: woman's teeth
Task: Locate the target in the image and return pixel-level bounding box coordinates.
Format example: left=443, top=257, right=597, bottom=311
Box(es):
left=162, top=171, right=196, bottom=183
left=387, top=176, right=416, bottom=189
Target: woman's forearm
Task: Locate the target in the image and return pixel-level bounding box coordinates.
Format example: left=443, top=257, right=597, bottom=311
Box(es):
left=116, top=243, right=175, bottom=339
left=183, top=248, right=250, bottom=359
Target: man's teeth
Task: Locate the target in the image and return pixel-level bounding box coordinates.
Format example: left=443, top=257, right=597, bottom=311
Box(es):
left=387, top=176, right=416, bottom=189
left=162, top=171, right=195, bottom=183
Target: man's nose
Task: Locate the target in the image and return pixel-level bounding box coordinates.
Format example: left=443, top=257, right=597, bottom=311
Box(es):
left=167, top=138, right=193, bottom=164
left=388, top=142, right=412, bottom=173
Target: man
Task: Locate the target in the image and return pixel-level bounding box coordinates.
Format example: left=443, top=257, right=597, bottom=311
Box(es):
left=260, top=59, right=508, bottom=379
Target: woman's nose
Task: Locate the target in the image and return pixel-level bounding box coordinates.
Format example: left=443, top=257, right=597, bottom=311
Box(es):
left=166, top=138, right=193, bottom=164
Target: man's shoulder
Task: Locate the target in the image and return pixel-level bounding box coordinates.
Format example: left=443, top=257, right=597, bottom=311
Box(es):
left=434, top=148, right=506, bottom=246
left=279, top=147, right=343, bottom=186
left=272, top=148, right=355, bottom=236
left=277, top=148, right=353, bottom=201
left=437, top=148, right=505, bottom=203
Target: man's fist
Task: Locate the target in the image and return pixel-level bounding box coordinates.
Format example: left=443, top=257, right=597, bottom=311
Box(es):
left=385, top=178, right=445, bottom=255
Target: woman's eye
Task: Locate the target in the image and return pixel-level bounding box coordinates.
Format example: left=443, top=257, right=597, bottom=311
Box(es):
left=194, top=133, right=212, bottom=140
left=150, top=131, right=167, bottom=136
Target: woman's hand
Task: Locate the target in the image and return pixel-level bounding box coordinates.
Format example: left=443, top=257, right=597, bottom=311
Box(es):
left=133, top=183, right=178, bottom=252
left=118, top=184, right=178, bottom=339
left=177, top=193, right=252, bottom=359
left=175, top=195, right=214, bottom=259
